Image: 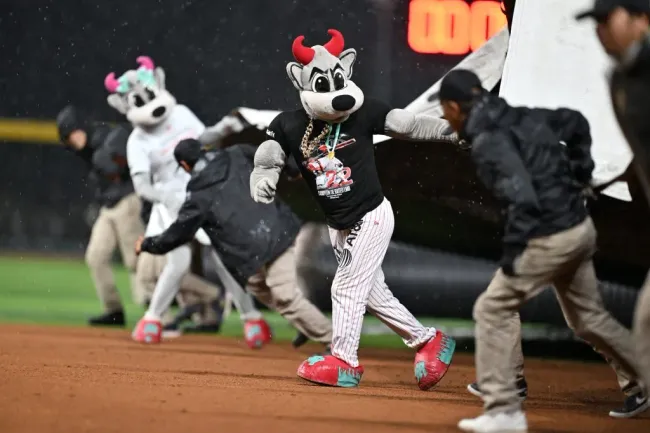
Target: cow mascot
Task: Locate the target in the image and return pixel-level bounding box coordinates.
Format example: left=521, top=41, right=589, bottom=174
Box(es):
left=104, top=56, right=271, bottom=347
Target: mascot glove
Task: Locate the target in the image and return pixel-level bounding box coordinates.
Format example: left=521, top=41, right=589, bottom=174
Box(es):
left=250, top=168, right=279, bottom=204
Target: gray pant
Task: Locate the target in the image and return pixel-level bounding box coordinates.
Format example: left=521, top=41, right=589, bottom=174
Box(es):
left=635, top=272, right=650, bottom=393
left=246, top=244, right=332, bottom=344
left=85, top=193, right=144, bottom=312
left=497, top=311, right=641, bottom=396
left=473, top=218, right=642, bottom=413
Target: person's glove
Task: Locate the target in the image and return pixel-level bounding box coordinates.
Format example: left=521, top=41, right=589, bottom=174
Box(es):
left=250, top=167, right=279, bottom=203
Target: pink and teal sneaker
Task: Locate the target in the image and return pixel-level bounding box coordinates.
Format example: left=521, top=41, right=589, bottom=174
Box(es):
left=297, top=354, right=364, bottom=387
left=414, top=331, right=456, bottom=390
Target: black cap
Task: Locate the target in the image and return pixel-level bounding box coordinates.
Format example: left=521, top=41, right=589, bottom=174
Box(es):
left=439, top=69, right=485, bottom=103
left=576, top=0, right=650, bottom=21
left=56, top=105, right=89, bottom=141
left=174, top=138, right=203, bottom=168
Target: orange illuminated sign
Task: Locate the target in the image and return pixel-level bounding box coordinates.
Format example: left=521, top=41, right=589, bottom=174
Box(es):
left=408, top=0, right=507, bottom=55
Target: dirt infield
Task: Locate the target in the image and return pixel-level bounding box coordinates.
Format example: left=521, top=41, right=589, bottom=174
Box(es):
left=0, top=325, right=648, bottom=433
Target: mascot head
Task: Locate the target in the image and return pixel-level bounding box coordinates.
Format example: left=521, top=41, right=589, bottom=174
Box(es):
left=104, top=56, right=176, bottom=127
left=287, top=29, right=364, bottom=123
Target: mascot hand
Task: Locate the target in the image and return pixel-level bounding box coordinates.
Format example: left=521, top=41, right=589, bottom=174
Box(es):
left=250, top=168, right=279, bottom=203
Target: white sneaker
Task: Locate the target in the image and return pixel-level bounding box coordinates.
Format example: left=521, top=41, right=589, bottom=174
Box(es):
left=458, top=411, right=528, bottom=433
left=161, top=323, right=183, bottom=340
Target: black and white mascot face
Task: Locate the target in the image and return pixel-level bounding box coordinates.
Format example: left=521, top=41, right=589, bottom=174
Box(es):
left=104, top=56, right=177, bottom=127
left=287, top=29, right=364, bottom=123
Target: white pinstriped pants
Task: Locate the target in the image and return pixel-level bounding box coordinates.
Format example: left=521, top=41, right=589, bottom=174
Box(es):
left=328, top=198, right=436, bottom=367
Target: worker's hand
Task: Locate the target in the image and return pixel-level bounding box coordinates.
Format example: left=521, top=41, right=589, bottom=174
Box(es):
left=135, top=235, right=144, bottom=255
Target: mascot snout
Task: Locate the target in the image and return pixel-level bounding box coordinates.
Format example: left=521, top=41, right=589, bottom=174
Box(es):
left=332, top=95, right=356, bottom=112
left=152, top=106, right=167, bottom=118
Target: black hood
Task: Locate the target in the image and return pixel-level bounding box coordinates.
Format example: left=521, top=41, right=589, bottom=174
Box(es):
left=189, top=150, right=230, bottom=190
left=56, top=105, right=90, bottom=142
left=88, top=123, right=112, bottom=152
left=462, top=94, right=517, bottom=142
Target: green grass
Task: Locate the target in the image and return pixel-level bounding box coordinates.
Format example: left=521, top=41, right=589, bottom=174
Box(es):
left=0, top=256, right=478, bottom=349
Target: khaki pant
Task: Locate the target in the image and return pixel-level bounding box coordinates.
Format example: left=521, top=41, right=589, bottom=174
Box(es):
left=136, top=251, right=221, bottom=325
left=246, top=244, right=332, bottom=344
left=474, top=217, right=641, bottom=413
left=293, top=222, right=328, bottom=294
left=84, top=193, right=144, bottom=313
left=500, top=311, right=640, bottom=396
left=635, top=273, right=650, bottom=393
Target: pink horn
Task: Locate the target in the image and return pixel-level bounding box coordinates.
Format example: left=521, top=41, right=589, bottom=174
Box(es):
left=136, top=55, right=154, bottom=70
left=104, top=72, right=120, bottom=93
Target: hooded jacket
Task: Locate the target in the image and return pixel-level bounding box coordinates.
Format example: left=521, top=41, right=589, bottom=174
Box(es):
left=56, top=106, right=134, bottom=208
left=462, top=93, right=593, bottom=274
left=140, top=144, right=302, bottom=285
left=610, top=33, right=650, bottom=206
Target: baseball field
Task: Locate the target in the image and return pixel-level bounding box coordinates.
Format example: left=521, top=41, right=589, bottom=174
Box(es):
left=1, top=256, right=649, bottom=433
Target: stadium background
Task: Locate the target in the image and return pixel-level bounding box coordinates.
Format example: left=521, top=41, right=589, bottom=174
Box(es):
left=0, top=0, right=638, bottom=356
left=0, top=0, right=466, bottom=253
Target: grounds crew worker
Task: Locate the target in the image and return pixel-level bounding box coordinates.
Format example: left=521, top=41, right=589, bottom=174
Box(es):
left=136, top=139, right=333, bottom=348
left=56, top=105, right=144, bottom=327
left=439, top=69, right=646, bottom=432
left=577, top=0, right=650, bottom=411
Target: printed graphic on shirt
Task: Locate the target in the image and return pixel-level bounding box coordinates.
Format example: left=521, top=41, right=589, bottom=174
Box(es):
left=303, top=133, right=357, bottom=199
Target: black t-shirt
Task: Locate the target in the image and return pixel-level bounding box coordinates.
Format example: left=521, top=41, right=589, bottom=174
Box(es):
left=266, top=98, right=392, bottom=230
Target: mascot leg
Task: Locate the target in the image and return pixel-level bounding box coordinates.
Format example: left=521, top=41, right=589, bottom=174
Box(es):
left=132, top=244, right=191, bottom=343
left=204, top=251, right=272, bottom=349
left=147, top=245, right=192, bottom=319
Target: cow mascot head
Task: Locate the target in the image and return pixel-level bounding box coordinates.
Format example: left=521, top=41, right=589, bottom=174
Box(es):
left=287, top=29, right=363, bottom=123
left=104, top=56, right=176, bottom=127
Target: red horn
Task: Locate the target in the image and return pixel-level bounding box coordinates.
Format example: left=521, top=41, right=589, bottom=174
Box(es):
left=291, top=35, right=315, bottom=65
left=323, top=29, right=344, bottom=57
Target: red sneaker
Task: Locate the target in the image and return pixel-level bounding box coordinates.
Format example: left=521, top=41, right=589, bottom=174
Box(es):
left=243, top=318, right=272, bottom=349
left=297, top=354, right=363, bottom=387
left=414, top=331, right=456, bottom=390
left=131, top=318, right=163, bottom=344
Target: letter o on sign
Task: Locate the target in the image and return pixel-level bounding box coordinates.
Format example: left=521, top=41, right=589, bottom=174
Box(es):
left=408, top=0, right=506, bottom=55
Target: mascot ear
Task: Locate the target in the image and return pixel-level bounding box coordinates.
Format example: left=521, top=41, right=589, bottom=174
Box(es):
left=286, top=62, right=304, bottom=91
left=154, top=67, right=166, bottom=90
left=107, top=94, right=129, bottom=115
left=339, top=48, right=357, bottom=79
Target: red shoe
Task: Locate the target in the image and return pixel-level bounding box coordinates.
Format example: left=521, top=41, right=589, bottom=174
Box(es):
left=297, top=354, right=363, bottom=387
left=243, top=318, right=272, bottom=349
left=414, top=331, right=456, bottom=390
left=132, top=318, right=163, bottom=344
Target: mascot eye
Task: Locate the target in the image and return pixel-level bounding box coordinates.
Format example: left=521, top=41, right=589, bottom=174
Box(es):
left=333, top=71, right=346, bottom=90
left=129, top=93, right=146, bottom=108
left=312, top=75, right=330, bottom=93
left=145, top=88, right=156, bottom=101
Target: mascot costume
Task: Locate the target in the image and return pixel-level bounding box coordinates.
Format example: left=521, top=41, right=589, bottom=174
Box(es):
left=104, top=56, right=271, bottom=347
left=251, top=30, right=458, bottom=389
